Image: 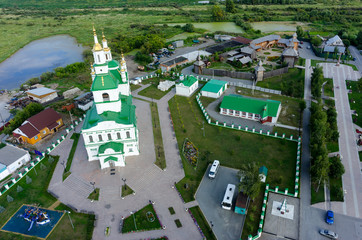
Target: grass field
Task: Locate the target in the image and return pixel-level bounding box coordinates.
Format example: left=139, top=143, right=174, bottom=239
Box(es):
left=121, top=204, right=161, bottom=233
left=209, top=62, right=235, bottom=71
left=0, top=155, right=94, bottom=240
left=257, top=68, right=305, bottom=98
left=346, top=81, right=362, bottom=127
left=359, top=151, right=362, bottom=162
left=150, top=102, right=166, bottom=169
left=311, top=186, right=325, bottom=204
left=170, top=95, right=297, bottom=202
left=235, top=87, right=303, bottom=128
left=326, top=141, right=339, bottom=153
left=323, top=78, right=334, bottom=98
left=138, top=78, right=174, bottom=100
left=329, top=177, right=343, bottom=202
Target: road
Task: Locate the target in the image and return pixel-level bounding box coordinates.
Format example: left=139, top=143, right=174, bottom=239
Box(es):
left=349, top=46, right=362, bottom=73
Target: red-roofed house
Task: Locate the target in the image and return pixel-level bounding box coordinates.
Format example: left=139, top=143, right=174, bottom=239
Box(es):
left=231, top=36, right=252, bottom=45
left=13, top=108, right=63, bottom=145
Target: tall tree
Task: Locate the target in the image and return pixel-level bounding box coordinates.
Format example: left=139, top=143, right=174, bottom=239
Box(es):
left=211, top=4, right=226, bottom=22
left=311, top=66, right=323, bottom=99
left=237, top=162, right=262, bottom=200
left=225, top=0, right=237, bottom=13
left=296, top=26, right=304, bottom=38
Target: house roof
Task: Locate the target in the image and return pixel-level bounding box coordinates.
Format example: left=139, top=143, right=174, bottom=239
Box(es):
left=239, top=56, right=252, bottom=64
left=26, top=87, right=56, bottom=97
left=220, top=94, right=281, bottom=118
left=231, top=36, right=252, bottom=45
left=161, top=56, right=188, bottom=67
left=98, top=142, right=124, bottom=154
left=178, top=75, right=198, bottom=87
left=0, top=144, right=29, bottom=166
left=16, top=108, right=62, bottom=139
left=91, top=74, right=118, bottom=91
left=278, top=38, right=289, bottom=45
left=325, top=35, right=343, bottom=46
left=323, top=46, right=346, bottom=53
left=108, top=60, right=120, bottom=68
left=251, top=35, right=280, bottom=45
left=82, top=95, right=136, bottom=130
left=240, top=46, right=255, bottom=55
left=201, top=79, right=227, bottom=93
left=282, top=48, right=299, bottom=57
left=250, top=44, right=261, bottom=50
left=255, top=60, right=265, bottom=72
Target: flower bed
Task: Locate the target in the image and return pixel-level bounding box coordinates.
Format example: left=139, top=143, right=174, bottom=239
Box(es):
left=182, top=138, right=199, bottom=168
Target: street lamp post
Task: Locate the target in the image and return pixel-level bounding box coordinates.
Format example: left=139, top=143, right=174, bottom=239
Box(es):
left=122, top=178, right=127, bottom=190
left=61, top=160, right=66, bottom=172
left=66, top=210, right=74, bottom=230
left=210, top=220, right=214, bottom=229
left=90, top=181, right=96, bottom=193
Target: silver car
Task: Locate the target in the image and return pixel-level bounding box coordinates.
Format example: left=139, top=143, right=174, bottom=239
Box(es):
left=319, top=229, right=338, bottom=239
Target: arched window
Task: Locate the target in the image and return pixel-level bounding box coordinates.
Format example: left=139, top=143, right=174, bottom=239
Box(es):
left=126, top=131, right=130, bottom=138
left=98, top=134, right=103, bottom=142
left=108, top=133, right=112, bottom=140
left=105, top=54, right=108, bottom=60
left=89, top=136, right=93, bottom=143
left=102, top=93, right=110, bottom=101
left=97, top=55, right=101, bottom=63
left=117, top=132, right=121, bottom=139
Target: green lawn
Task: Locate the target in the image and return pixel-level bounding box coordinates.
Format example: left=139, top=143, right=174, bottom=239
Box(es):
left=347, top=81, right=362, bottom=127
left=235, top=87, right=303, bottom=128
left=329, top=177, right=344, bottom=202
left=138, top=78, right=174, bottom=100
left=209, top=62, right=235, bottom=71
left=323, top=78, right=334, bottom=97
left=359, top=151, right=362, bottom=162
left=121, top=204, right=161, bottom=233
left=150, top=102, right=166, bottom=169
left=87, top=188, right=100, bottom=201
left=257, top=68, right=305, bottom=98
left=311, top=186, right=325, bottom=204
left=170, top=95, right=297, bottom=202
left=189, top=206, right=216, bottom=240
left=121, top=184, right=134, bottom=197
left=199, top=96, right=216, bottom=108
left=241, top=185, right=264, bottom=240
left=297, top=58, right=306, bottom=66
left=63, top=133, right=80, bottom=181
left=326, top=141, right=339, bottom=153
left=271, top=127, right=300, bottom=139
left=131, top=84, right=142, bottom=92
left=0, top=155, right=94, bottom=240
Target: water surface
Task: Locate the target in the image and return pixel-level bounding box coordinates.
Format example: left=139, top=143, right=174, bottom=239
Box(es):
left=0, top=35, right=85, bottom=90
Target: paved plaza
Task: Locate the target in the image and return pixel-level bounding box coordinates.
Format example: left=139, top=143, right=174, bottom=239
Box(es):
left=48, top=91, right=204, bottom=240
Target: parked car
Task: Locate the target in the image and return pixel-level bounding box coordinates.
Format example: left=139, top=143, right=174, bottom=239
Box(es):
left=326, top=210, right=334, bottom=224
left=300, top=41, right=304, bottom=44
left=319, top=229, right=338, bottom=239
left=356, top=129, right=362, bottom=134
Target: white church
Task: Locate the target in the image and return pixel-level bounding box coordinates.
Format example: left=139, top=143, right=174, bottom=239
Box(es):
left=81, top=27, right=139, bottom=169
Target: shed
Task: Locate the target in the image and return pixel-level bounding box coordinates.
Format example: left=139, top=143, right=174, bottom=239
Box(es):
left=201, top=79, right=228, bottom=98
left=235, top=192, right=249, bottom=215
left=0, top=144, right=31, bottom=181
left=26, top=87, right=57, bottom=103
left=176, top=75, right=199, bottom=97
left=259, top=166, right=268, bottom=183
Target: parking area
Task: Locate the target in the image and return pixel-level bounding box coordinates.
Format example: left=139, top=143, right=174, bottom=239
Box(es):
left=196, top=165, right=245, bottom=240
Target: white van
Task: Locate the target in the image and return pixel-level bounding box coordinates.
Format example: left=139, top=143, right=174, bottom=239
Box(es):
left=221, top=184, right=236, bottom=210
left=208, top=160, right=220, bottom=179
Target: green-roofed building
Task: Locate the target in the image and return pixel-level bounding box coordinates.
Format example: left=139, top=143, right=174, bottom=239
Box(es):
left=201, top=79, right=228, bottom=98
left=219, top=94, right=281, bottom=124
left=176, top=75, right=199, bottom=97
left=81, top=27, right=139, bottom=169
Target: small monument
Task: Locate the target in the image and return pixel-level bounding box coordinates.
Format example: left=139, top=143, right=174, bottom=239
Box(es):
left=277, top=198, right=289, bottom=215
left=194, top=54, right=205, bottom=74
left=255, top=60, right=265, bottom=82
left=271, top=197, right=294, bottom=220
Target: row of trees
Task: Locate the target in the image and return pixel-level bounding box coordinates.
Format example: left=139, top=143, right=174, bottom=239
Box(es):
left=3, top=103, right=44, bottom=135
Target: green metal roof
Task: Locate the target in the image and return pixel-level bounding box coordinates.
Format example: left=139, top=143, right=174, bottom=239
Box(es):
left=82, top=95, right=137, bottom=130
left=201, top=79, right=227, bottom=93
left=259, top=166, right=268, bottom=175
left=104, top=156, right=118, bottom=163
left=178, top=75, right=197, bottom=87
left=91, top=74, right=118, bottom=91
left=108, top=60, right=119, bottom=68
left=220, top=94, right=281, bottom=117
left=99, top=142, right=124, bottom=154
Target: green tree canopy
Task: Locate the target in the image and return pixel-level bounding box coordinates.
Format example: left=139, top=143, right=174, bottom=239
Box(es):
left=329, top=157, right=345, bottom=179
left=182, top=23, right=195, bottom=33
left=296, top=26, right=304, bottom=38
left=225, top=0, right=237, bottom=13
left=211, top=4, right=226, bottom=22
left=237, top=162, right=262, bottom=200
left=311, top=36, right=322, bottom=47
left=311, top=66, right=324, bottom=99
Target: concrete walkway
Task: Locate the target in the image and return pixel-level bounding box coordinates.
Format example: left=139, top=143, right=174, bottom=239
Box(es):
left=48, top=90, right=203, bottom=240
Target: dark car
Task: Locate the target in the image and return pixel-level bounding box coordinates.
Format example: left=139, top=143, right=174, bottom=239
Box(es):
left=319, top=229, right=338, bottom=239
left=326, top=210, right=334, bottom=224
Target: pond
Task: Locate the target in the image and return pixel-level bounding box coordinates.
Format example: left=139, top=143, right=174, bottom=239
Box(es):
left=0, top=35, right=85, bottom=90
left=251, top=21, right=306, bottom=33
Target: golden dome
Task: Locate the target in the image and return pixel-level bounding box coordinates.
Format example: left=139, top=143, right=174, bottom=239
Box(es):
left=121, top=53, right=126, bottom=64
left=102, top=31, right=107, bottom=42
left=93, top=43, right=103, bottom=51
